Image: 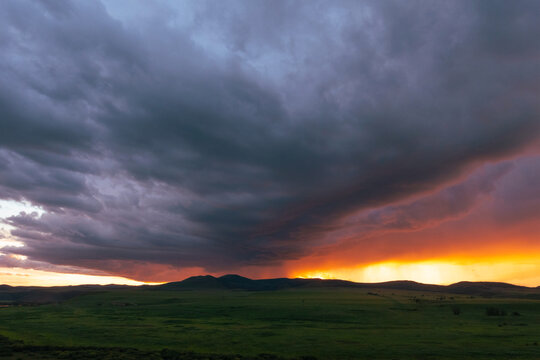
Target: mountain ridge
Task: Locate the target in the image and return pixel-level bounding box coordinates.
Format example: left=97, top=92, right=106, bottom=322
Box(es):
left=155, top=274, right=533, bottom=294
left=1, top=275, right=538, bottom=305
left=1, top=275, right=535, bottom=291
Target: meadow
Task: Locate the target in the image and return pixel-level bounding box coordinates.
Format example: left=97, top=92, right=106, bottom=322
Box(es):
left=0, top=286, right=540, bottom=359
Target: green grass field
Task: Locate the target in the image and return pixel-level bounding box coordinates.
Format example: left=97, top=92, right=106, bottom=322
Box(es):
left=0, top=287, right=539, bottom=359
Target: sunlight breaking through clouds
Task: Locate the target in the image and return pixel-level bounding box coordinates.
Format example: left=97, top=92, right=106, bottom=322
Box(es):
left=0, top=1, right=539, bottom=285
left=292, top=259, right=540, bottom=287
left=0, top=267, right=155, bottom=287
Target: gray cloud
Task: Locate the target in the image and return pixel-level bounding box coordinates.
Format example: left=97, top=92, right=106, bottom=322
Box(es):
left=1, top=0, right=539, bottom=278
left=337, top=162, right=514, bottom=237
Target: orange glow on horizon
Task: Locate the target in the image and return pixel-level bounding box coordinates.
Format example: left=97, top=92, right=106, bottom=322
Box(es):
left=0, top=267, right=161, bottom=287
left=291, top=257, right=540, bottom=287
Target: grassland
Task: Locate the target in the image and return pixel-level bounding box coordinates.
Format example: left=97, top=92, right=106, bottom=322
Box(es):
left=0, top=287, right=539, bottom=359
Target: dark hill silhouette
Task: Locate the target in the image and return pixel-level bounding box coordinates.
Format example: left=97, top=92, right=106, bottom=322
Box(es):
left=157, top=274, right=306, bottom=291
left=170, top=275, right=225, bottom=289
left=157, top=275, right=448, bottom=292
left=2, top=275, right=539, bottom=304
left=446, top=281, right=529, bottom=297
left=155, top=275, right=537, bottom=297
left=448, top=281, right=527, bottom=291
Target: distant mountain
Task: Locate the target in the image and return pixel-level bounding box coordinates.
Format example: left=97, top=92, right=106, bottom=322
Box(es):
left=1, top=275, right=539, bottom=304
left=155, top=275, right=536, bottom=297
left=446, top=281, right=530, bottom=297
left=157, top=274, right=306, bottom=291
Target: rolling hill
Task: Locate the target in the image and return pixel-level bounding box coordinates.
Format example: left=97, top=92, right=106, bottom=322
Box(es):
left=1, top=275, right=538, bottom=305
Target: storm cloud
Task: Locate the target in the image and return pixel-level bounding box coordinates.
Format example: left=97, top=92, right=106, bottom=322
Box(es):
left=1, top=0, right=540, bottom=280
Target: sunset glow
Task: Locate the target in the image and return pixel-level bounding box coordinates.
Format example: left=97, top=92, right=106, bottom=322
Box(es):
left=0, top=267, right=154, bottom=287
left=0, top=0, right=539, bottom=287
left=292, top=257, right=540, bottom=287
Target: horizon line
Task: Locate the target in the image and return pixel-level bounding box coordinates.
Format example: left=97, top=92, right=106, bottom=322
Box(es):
left=1, top=274, right=538, bottom=289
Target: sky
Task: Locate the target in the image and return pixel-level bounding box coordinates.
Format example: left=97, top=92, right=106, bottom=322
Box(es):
left=0, top=0, right=540, bottom=286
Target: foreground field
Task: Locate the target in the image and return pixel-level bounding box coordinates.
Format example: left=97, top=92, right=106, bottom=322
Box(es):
left=0, top=287, right=539, bottom=359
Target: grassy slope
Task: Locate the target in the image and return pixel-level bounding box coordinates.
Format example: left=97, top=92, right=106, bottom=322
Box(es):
left=0, top=287, right=539, bottom=359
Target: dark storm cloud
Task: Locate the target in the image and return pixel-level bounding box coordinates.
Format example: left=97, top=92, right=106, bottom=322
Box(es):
left=333, top=162, right=514, bottom=239
left=1, top=0, right=540, bottom=277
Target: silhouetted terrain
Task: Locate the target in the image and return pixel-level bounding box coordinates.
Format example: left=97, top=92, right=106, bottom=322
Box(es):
left=1, top=275, right=539, bottom=305
left=158, top=275, right=539, bottom=298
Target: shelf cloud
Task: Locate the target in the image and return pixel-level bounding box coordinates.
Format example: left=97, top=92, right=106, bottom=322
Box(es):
left=1, top=0, right=539, bottom=282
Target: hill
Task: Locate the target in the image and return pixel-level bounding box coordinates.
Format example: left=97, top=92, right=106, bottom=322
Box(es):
left=155, top=275, right=538, bottom=298
left=1, top=275, right=538, bottom=305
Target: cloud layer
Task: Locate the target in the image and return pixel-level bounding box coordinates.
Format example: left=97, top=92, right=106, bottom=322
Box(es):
left=1, top=0, right=539, bottom=281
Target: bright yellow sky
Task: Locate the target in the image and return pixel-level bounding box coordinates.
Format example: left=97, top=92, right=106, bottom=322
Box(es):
left=2, top=199, right=540, bottom=287
left=1, top=257, right=540, bottom=287
left=0, top=267, right=152, bottom=287
left=292, top=258, right=540, bottom=287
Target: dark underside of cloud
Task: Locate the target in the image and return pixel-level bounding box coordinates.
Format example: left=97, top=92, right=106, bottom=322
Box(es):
left=1, top=0, right=539, bottom=279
